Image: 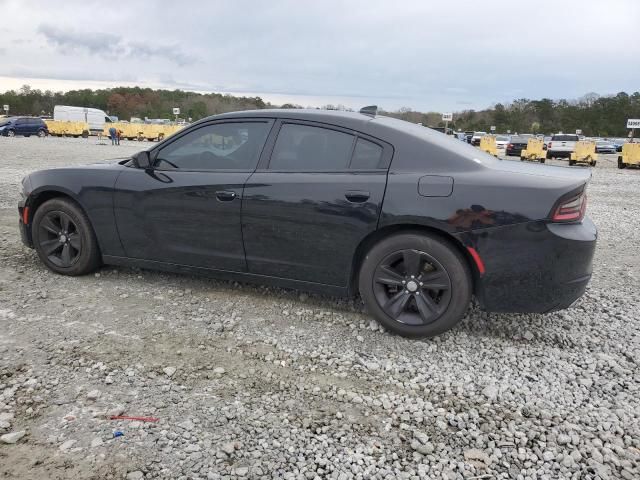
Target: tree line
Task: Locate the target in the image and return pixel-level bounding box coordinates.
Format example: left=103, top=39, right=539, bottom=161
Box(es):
left=383, top=92, right=640, bottom=137
left=1, top=86, right=638, bottom=136
left=0, top=85, right=270, bottom=121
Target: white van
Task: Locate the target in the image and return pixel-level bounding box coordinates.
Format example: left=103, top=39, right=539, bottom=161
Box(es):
left=53, top=105, right=112, bottom=134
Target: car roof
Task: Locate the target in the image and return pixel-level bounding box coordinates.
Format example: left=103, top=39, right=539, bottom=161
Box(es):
left=211, top=108, right=376, bottom=131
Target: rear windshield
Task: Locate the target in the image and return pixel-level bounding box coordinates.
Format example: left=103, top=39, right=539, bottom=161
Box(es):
left=496, top=136, right=509, bottom=141
left=552, top=135, right=579, bottom=141
left=510, top=136, right=528, bottom=142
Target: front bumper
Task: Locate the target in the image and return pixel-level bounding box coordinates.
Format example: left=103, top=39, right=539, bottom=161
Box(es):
left=463, top=217, right=597, bottom=313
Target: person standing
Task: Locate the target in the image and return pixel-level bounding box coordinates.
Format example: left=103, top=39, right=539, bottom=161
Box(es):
left=108, top=126, right=117, bottom=145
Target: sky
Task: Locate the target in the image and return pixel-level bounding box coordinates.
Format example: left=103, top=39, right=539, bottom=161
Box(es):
left=0, top=0, right=638, bottom=112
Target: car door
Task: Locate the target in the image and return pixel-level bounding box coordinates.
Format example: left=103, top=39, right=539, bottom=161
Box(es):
left=14, top=118, right=28, bottom=135
left=113, top=119, right=273, bottom=271
left=242, top=120, right=392, bottom=287
left=28, top=118, right=40, bottom=135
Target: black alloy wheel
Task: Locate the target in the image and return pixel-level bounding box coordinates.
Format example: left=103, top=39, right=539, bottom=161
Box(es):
left=32, top=198, right=101, bottom=275
left=37, top=210, right=82, bottom=268
left=359, top=233, right=472, bottom=338
left=372, top=249, right=452, bottom=326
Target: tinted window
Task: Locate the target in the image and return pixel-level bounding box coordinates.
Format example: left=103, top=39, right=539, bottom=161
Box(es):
left=269, top=124, right=354, bottom=171
left=350, top=138, right=384, bottom=169
left=552, top=135, right=579, bottom=141
left=156, top=122, right=269, bottom=171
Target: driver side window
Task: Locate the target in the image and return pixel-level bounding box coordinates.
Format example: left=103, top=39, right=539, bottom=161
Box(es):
left=155, top=122, right=270, bottom=171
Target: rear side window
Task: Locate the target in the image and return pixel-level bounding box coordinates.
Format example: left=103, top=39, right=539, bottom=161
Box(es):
left=552, top=135, right=579, bottom=141
left=350, top=138, right=384, bottom=169
left=269, top=124, right=354, bottom=171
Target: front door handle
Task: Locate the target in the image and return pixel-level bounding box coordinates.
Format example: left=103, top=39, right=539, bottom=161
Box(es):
left=345, top=190, right=370, bottom=203
left=215, top=190, right=236, bottom=201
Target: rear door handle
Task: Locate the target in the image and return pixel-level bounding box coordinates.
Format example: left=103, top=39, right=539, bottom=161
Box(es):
left=345, top=190, right=370, bottom=203
left=215, top=190, right=236, bottom=201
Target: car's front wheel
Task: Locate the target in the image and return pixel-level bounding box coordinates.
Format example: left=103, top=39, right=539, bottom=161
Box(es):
left=7, top=129, right=16, bottom=137
left=32, top=198, right=101, bottom=276
left=359, top=233, right=472, bottom=338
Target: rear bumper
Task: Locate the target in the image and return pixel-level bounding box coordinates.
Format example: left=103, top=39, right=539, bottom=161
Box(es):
left=462, top=217, right=597, bottom=313
left=548, top=150, right=573, bottom=158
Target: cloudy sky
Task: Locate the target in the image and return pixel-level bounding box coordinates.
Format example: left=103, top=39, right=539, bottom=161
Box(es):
left=0, top=0, right=638, bottom=112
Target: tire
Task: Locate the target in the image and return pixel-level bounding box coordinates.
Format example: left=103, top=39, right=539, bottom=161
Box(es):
left=618, top=157, right=626, bottom=169
left=358, top=233, right=472, bottom=338
left=24, top=134, right=31, bottom=138
left=7, top=129, right=15, bottom=137
left=569, top=160, right=576, bottom=166
left=37, top=129, right=47, bottom=138
left=520, top=156, right=525, bottom=161
left=540, top=158, right=546, bottom=163
left=591, top=161, right=596, bottom=167
left=32, top=198, right=101, bottom=276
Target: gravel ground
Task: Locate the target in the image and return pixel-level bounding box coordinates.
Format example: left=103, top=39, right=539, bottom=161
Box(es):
left=0, top=136, right=638, bottom=480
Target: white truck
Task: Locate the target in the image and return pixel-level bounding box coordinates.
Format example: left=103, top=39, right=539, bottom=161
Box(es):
left=546, top=134, right=579, bottom=159
left=53, top=105, right=113, bottom=134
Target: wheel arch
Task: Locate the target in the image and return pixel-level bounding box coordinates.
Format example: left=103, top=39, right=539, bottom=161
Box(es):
left=26, top=189, right=99, bottom=252
left=350, top=224, right=479, bottom=296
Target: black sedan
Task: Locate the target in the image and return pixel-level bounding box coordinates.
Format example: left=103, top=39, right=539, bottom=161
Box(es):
left=505, top=136, right=531, bottom=157
left=18, top=108, right=597, bottom=338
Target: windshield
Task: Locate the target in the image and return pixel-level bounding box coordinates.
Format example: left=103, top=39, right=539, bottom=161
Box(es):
left=0, top=119, right=12, bottom=127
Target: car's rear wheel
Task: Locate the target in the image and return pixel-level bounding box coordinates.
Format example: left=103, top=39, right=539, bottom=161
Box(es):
left=32, top=198, right=101, bottom=276
left=359, top=233, right=472, bottom=338
left=569, top=159, right=576, bottom=166
left=540, top=158, right=546, bottom=163
left=37, top=129, right=47, bottom=138
left=618, top=157, right=626, bottom=169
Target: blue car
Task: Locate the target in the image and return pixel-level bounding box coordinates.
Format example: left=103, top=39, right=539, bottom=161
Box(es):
left=0, top=116, right=49, bottom=137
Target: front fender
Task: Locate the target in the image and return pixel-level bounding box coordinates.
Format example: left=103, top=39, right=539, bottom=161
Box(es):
left=24, top=166, right=126, bottom=257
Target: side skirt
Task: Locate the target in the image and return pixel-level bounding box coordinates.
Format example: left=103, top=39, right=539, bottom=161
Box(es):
left=102, top=255, right=350, bottom=297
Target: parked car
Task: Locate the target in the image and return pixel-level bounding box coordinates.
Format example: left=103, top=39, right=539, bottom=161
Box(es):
left=471, top=131, right=486, bottom=146
left=464, top=131, right=474, bottom=144
left=595, top=140, right=616, bottom=154
left=18, top=108, right=596, bottom=338
left=505, top=136, right=530, bottom=156
left=0, top=117, right=48, bottom=137
left=547, top=134, right=580, bottom=159
left=495, top=135, right=510, bottom=150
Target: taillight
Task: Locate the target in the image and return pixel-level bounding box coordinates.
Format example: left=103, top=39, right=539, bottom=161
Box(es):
left=507, top=143, right=513, bottom=148
left=551, top=192, right=587, bottom=222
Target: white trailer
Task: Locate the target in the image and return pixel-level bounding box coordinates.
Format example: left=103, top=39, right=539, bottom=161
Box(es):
left=53, top=105, right=112, bottom=133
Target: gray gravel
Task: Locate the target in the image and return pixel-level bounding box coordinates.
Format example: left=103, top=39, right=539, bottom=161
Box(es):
left=0, top=136, right=639, bottom=479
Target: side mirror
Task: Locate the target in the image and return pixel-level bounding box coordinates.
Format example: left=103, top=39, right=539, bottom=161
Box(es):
left=133, top=151, right=151, bottom=169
